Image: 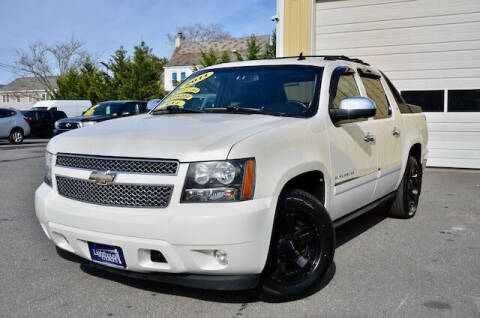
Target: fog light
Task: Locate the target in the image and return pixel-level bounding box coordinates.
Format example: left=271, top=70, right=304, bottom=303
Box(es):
left=214, top=250, right=228, bottom=265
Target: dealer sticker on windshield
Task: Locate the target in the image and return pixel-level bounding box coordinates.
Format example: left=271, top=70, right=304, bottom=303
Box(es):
left=88, top=242, right=126, bottom=268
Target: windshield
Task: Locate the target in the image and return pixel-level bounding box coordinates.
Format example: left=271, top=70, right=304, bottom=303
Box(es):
left=153, top=66, right=323, bottom=117
left=83, top=103, right=124, bottom=117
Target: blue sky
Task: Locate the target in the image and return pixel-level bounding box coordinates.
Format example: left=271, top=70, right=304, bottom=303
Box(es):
left=0, top=0, right=276, bottom=84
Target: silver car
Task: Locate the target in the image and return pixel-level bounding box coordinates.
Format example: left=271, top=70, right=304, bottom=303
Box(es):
left=0, top=108, right=31, bottom=144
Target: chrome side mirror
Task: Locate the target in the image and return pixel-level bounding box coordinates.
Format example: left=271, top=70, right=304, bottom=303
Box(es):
left=329, top=96, right=376, bottom=122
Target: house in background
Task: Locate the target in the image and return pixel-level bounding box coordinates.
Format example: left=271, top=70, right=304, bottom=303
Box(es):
left=275, top=0, right=480, bottom=169
left=0, top=76, right=57, bottom=110
left=164, top=33, right=270, bottom=91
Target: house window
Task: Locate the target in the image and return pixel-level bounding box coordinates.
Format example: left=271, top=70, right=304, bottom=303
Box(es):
left=29, top=95, right=33, bottom=102
left=181, top=72, right=186, bottom=80
left=2, top=95, right=8, bottom=103
left=401, top=90, right=444, bottom=112
left=42, top=93, right=47, bottom=100
left=448, top=89, right=480, bottom=112
left=16, top=96, right=20, bottom=103
left=172, top=72, right=177, bottom=81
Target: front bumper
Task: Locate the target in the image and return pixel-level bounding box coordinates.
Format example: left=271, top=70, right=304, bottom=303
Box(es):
left=35, top=182, right=276, bottom=285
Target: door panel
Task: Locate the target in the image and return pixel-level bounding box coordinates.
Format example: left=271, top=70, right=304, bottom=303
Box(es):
left=327, top=67, right=379, bottom=219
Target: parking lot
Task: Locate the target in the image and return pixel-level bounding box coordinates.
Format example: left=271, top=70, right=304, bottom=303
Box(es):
left=0, top=139, right=479, bottom=318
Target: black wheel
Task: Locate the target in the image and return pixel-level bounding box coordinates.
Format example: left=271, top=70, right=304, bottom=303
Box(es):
left=9, top=128, right=24, bottom=144
left=259, top=189, right=335, bottom=302
left=387, top=156, right=422, bottom=218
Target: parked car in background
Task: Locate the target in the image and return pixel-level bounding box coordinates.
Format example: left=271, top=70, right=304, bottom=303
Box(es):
left=0, top=108, right=30, bottom=144
left=53, top=100, right=148, bottom=135
left=22, top=110, right=67, bottom=137
left=32, top=100, right=92, bottom=117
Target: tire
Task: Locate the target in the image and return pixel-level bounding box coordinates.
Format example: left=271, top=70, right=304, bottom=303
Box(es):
left=387, top=156, right=422, bottom=219
left=259, top=189, right=335, bottom=302
left=9, top=128, right=24, bottom=144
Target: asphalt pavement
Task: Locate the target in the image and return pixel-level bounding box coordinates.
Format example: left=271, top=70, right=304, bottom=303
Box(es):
left=0, top=139, right=479, bottom=317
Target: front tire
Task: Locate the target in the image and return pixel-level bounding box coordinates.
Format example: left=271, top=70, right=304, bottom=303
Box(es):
left=9, top=128, right=24, bottom=144
left=387, top=156, right=422, bottom=218
left=259, top=190, right=335, bottom=302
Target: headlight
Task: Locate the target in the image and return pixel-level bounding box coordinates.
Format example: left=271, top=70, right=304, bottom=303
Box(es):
left=44, top=151, right=54, bottom=186
left=182, top=159, right=255, bottom=203
left=81, top=121, right=96, bottom=127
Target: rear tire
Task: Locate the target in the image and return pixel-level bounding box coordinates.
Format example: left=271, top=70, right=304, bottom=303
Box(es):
left=259, top=189, right=335, bottom=302
left=387, top=156, right=422, bottom=219
left=9, top=128, right=24, bottom=144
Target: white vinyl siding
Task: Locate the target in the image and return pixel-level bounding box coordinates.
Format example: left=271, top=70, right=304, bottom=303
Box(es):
left=315, top=0, right=480, bottom=168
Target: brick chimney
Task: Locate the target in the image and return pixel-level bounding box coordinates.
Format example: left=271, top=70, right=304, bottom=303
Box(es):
left=175, top=32, right=185, bottom=48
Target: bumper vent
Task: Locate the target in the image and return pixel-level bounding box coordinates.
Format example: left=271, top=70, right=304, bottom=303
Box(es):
left=56, top=176, right=173, bottom=208
left=56, top=154, right=179, bottom=175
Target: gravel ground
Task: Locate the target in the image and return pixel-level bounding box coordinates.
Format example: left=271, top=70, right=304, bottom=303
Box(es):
left=0, top=139, right=479, bottom=317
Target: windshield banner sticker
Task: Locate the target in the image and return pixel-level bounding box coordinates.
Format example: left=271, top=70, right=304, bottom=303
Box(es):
left=156, top=71, right=214, bottom=109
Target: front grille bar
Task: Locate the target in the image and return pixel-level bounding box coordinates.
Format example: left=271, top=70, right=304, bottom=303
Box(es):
left=56, top=153, right=179, bottom=175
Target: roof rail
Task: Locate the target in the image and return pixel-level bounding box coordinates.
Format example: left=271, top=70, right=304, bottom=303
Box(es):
left=273, top=54, right=370, bottom=66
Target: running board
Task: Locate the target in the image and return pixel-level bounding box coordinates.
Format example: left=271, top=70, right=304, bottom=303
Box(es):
left=333, top=192, right=396, bottom=228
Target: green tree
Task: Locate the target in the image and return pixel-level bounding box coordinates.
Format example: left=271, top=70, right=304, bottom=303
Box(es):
left=235, top=35, right=264, bottom=61
left=199, top=49, right=220, bottom=67
left=55, top=41, right=168, bottom=103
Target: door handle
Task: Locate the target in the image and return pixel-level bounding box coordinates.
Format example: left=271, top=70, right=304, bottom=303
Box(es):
left=363, top=132, right=375, bottom=143
left=392, top=127, right=401, bottom=137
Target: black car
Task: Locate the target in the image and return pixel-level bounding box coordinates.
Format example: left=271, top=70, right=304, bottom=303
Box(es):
left=54, top=100, right=148, bottom=135
left=22, top=109, right=67, bottom=137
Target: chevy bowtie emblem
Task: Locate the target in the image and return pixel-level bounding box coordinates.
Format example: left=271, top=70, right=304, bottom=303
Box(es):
left=89, top=170, right=116, bottom=185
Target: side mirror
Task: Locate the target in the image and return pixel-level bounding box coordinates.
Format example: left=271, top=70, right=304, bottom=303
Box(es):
left=329, top=96, right=376, bottom=122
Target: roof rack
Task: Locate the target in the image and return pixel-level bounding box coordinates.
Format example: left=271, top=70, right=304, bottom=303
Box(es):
left=273, top=54, right=370, bottom=66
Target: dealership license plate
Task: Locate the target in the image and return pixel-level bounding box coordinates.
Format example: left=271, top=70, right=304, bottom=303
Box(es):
left=88, top=242, right=126, bottom=268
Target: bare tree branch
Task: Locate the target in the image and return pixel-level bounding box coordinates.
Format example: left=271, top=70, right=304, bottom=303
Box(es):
left=15, top=36, right=91, bottom=96
left=166, top=23, right=231, bottom=45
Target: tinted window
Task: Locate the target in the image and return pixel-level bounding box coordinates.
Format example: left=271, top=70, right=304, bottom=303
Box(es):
left=122, top=103, right=140, bottom=115
left=330, top=71, right=360, bottom=109
left=52, top=111, right=67, bottom=120
left=0, top=109, right=8, bottom=118
left=360, top=75, right=390, bottom=119
left=402, top=90, right=444, bottom=112
left=448, top=89, right=480, bottom=112
left=37, top=111, right=51, bottom=120
left=83, top=103, right=124, bottom=116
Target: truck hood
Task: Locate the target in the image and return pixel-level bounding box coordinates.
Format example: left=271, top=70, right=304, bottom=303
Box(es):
left=48, top=113, right=294, bottom=162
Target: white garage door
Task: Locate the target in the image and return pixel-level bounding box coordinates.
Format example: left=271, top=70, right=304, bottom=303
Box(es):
left=315, top=0, right=480, bottom=169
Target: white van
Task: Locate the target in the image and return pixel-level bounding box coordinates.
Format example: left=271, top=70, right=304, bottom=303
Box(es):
left=32, top=100, right=92, bottom=117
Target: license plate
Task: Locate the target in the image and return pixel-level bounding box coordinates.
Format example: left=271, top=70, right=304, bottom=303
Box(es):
left=88, top=242, right=126, bottom=268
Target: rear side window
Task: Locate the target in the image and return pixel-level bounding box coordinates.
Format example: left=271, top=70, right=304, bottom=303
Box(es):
left=330, top=68, right=360, bottom=109
left=359, top=73, right=390, bottom=119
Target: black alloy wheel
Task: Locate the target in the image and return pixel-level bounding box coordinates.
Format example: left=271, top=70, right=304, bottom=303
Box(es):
left=260, top=190, right=335, bottom=302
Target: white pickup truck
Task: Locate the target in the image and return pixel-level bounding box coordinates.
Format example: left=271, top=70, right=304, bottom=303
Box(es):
left=35, top=56, right=428, bottom=301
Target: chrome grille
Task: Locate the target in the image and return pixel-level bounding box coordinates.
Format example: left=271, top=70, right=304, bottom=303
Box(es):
left=56, top=176, right=173, bottom=208
left=56, top=154, right=179, bottom=175
left=58, top=122, right=80, bottom=129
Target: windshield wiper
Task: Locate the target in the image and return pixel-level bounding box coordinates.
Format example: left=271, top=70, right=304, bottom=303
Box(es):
left=151, top=105, right=204, bottom=114
left=204, top=106, right=281, bottom=116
